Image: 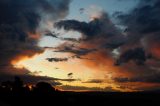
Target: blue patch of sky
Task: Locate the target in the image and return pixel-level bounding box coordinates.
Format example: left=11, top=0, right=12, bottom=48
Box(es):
left=66, top=0, right=139, bottom=21
left=39, top=0, right=139, bottom=47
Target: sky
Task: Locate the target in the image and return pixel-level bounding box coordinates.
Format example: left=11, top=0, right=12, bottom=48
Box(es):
left=0, top=0, right=160, bottom=92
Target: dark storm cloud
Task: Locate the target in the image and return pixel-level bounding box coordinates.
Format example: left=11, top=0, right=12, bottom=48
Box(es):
left=54, top=19, right=101, bottom=38
left=101, top=41, right=125, bottom=50
left=115, top=48, right=147, bottom=66
left=0, top=0, right=71, bottom=81
left=114, top=71, right=160, bottom=83
left=116, top=0, right=160, bottom=43
left=111, top=0, right=160, bottom=83
left=54, top=12, right=123, bottom=40
left=53, top=10, right=126, bottom=65
left=37, top=0, right=71, bottom=19
left=113, top=0, right=160, bottom=68
left=49, top=0, right=160, bottom=91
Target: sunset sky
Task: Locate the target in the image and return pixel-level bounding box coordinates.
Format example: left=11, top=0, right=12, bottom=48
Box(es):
left=0, top=0, right=160, bottom=92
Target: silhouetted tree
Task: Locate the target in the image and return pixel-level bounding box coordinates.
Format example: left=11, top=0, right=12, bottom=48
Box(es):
left=1, top=81, right=13, bottom=94
left=12, top=76, right=24, bottom=94
left=34, top=82, right=56, bottom=95
left=13, top=76, right=23, bottom=88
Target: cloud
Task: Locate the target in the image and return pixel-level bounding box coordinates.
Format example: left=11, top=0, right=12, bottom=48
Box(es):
left=48, top=0, right=160, bottom=91
left=51, top=44, right=97, bottom=61
left=53, top=8, right=127, bottom=67
left=0, top=0, right=70, bottom=86
left=58, top=78, right=79, bottom=82
left=59, top=85, right=119, bottom=92
left=114, top=70, right=160, bottom=83
left=54, top=19, right=101, bottom=38
left=60, top=38, right=82, bottom=43
left=0, top=74, right=62, bottom=86
left=53, top=9, right=126, bottom=65
left=54, top=11, right=123, bottom=41
left=46, top=45, right=96, bottom=62
left=45, top=31, right=59, bottom=38
left=67, top=73, right=73, bottom=79
left=108, top=0, right=160, bottom=87
left=101, top=41, right=125, bottom=50
left=50, top=81, right=62, bottom=86
left=115, top=48, right=147, bottom=66
left=0, top=71, right=79, bottom=86
left=82, top=79, right=104, bottom=83
left=46, top=57, right=68, bottom=62
left=116, top=0, right=160, bottom=47
left=28, top=71, right=43, bottom=76
left=0, top=0, right=71, bottom=81
left=79, top=8, right=85, bottom=14
left=44, top=31, right=83, bottom=43
left=54, top=44, right=97, bottom=56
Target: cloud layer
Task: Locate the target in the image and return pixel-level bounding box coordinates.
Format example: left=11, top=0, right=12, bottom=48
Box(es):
left=0, top=0, right=71, bottom=83
left=53, top=0, right=160, bottom=91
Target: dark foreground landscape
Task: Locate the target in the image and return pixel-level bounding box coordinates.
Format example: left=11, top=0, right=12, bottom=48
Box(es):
left=0, top=77, right=159, bottom=106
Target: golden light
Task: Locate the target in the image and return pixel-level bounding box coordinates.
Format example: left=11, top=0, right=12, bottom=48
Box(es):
left=11, top=56, right=32, bottom=69
left=10, top=47, right=133, bottom=92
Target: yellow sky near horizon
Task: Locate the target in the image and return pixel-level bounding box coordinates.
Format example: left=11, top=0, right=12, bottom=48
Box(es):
left=12, top=48, right=128, bottom=91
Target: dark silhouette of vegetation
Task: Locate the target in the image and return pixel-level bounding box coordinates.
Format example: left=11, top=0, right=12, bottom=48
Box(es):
left=0, top=76, right=159, bottom=106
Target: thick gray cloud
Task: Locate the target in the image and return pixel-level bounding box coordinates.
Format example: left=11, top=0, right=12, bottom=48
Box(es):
left=117, top=0, right=160, bottom=45
left=54, top=12, right=124, bottom=41
left=115, top=48, right=148, bottom=66
left=114, top=72, right=160, bottom=83
left=55, top=0, right=160, bottom=88
left=53, top=10, right=126, bottom=64
left=111, top=0, right=160, bottom=68
left=110, top=0, right=160, bottom=85
left=0, top=0, right=71, bottom=81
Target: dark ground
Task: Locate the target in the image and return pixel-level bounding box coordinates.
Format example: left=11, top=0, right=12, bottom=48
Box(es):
left=0, top=91, right=160, bottom=106
left=0, top=77, right=159, bottom=106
